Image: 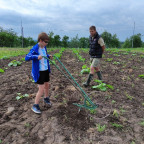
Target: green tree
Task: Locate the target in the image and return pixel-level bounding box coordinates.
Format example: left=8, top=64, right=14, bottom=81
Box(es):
left=101, top=31, right=112, bottom=48
left=68, top=34, right=80, bottom=48
left=131, top=33, right=142, bottom=48
left=79, top=37, right=89, bottom=48
left=111, top=34, right=120, bottom=48
left=101, top=31, right=120, bottom=48
left=62, top=35, right=69, bottom=48
left=122, top=38, right=131, bottom=48
left=47, top=31, right=54, bottom=47
left=123, top=33, right=142, bottom=48
left=54, top=35, right=61, bottom=47
left=0, top=26, right=36, bottom=47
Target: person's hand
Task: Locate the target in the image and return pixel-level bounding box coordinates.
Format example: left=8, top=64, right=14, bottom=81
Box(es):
left=49, top=55, right=53, bottom=59
left=38, top=55, right=43, bottom=60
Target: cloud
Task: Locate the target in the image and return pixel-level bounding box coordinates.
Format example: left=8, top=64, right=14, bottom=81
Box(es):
left=0, top=0, right=144, bottom=41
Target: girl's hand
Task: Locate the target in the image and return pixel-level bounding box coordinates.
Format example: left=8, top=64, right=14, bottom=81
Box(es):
left=49, top=55, right=53, bottom=59
left=38, top=55, right=43, bottom=60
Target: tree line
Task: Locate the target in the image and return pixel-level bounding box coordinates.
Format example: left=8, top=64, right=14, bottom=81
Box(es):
left=0, top=27, right=36, bottom=47
left=0, top=26, right=143, bottom=48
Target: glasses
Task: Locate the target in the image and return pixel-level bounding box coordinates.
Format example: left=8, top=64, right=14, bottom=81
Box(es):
left=43, top=40, right=48, bottom=43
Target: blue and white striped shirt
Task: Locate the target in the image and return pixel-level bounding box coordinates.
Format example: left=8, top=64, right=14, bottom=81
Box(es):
left=38, top=47, right=48, bottom=71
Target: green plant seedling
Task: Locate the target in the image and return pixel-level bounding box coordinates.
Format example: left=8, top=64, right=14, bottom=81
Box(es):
left=25, top=123, right=31, bottom=128
left=122, top=53, right=129, bottom=55
left=20, top=58, right=25, bottom=62
left=8, top=60, right=22, bottom=67
left=113, top=109, right=119, bottom=118
left=82, top=64, right=87, bottom=69
left=81, top=69, right=90, bottom=74
left=105, top=95, right=112, bottom=100
left=16, top=93, right=29, bottom=100
left=106, top=84, right=114, bottom=90
left=92, top=83, right=107, bottom=91
left=4, top=67, right=8, bottom=70
left=130, top=141, right=135, bottom=144
left=139, top=120, right=144, bottom=126
left=97, top=124, right=106, bottom=132
left=114, top=54, right=120, bottom=57
left=131, top=54, right=137, bottom=56
left=112, top=100, right=116, bottom=104
left=30, top=79, right=35, bottom=82
left=120, top=107, right=126, bottom=114
left=92, top=80, right=114, bottom=92
left=0, top=68, right=4, bottom=73
left=139, top=74, right=144, bottom=79
left=89, top=109, right=97, bottom=114
left=111, top=123, right=123, bottom=128
left=54, top=95, right=58, bottom=98
left=113, top=61, right=120, bottom=65
left=126, top=94, right=134, bottom=100
left=106, top=58, right=113, bottom=62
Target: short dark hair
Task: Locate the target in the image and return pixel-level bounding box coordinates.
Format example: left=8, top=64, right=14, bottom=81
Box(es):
left=38, top=32, right=49, bottom=42
left=89, top=26, right=96, bottom=31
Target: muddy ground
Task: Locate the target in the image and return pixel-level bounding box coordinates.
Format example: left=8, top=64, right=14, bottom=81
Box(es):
left=0, top=49, right=144, bottom=144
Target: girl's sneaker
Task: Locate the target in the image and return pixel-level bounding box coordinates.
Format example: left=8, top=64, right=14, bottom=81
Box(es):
left=44, top=97, right=52, bottom=107
left=31, top=104, right=41, bottom=114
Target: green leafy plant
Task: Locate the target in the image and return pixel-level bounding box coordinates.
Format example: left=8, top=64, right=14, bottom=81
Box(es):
left=139, top=120, right=144, bottom=126
left=92, top=83, right=107, bottom=91
left=122, top=52, right=129, bottom=55
left=62, top=98, right=67, bottom=104
left=112, top=100, right=116, bottom=104
left=130, top=141, right=135, bottom=144
left=131, top=53, right=137, bottom=56
left=0, top=139, right=2, bottom=143
left=16, top=93, right=29, bottom=100
left=125, top=92, right=134, bottom=100
left=8, top=60, right=22, bottom=67
left=97, top=124, right=106, bottom=132
left=85, top=100, right=97, bottom=114
left=114, top=54, right=120, bottom=57
left=106, top=84, right=114, bottom=90
left=25, top=123, right=31, bottom=128
left=20, top=57, right=25, bottom=62
left=4, top=67, right=8, bottom=70
left=105, top=95, right=112, bottom=100
left=90, top=109, right=97, bottom=114
left=139, top=74, right=144, bottom=79
left=111, top=123, right=123, bottom=128
left=81, top=65, right=90, bottom=74
left=140, top=55, right=144, bottom=58
left=51, top=48, right=65, bottom=64
left=73, top=49, right=85, bottom=62
left=106, top=58, right=113, bottom=62
left=92, top=80, right=114, bottom=92
left=30, top=79, right=35, bottom=82
left=113, top=61, right=120, bottom=65
left=113, top=109, right=119, bottom=118
left=0, top=68, right=4, bottom=73
left=120, top=107, right=126, bottom=114
left=1, top=56, right=10, bottom=60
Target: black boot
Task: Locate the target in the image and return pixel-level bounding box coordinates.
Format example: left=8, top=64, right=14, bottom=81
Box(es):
left=97, top=71, right=102, bottom=80
left=83, top=74, right=93, bottom=87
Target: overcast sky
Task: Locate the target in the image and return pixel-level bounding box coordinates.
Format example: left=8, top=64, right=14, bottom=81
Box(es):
left=0, top=0, right=144, bottom=41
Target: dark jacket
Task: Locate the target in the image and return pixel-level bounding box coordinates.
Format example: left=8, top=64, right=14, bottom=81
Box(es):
left=89, top=33, right=103, bottom=58
left=25, top=43, right=51, bottom=82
